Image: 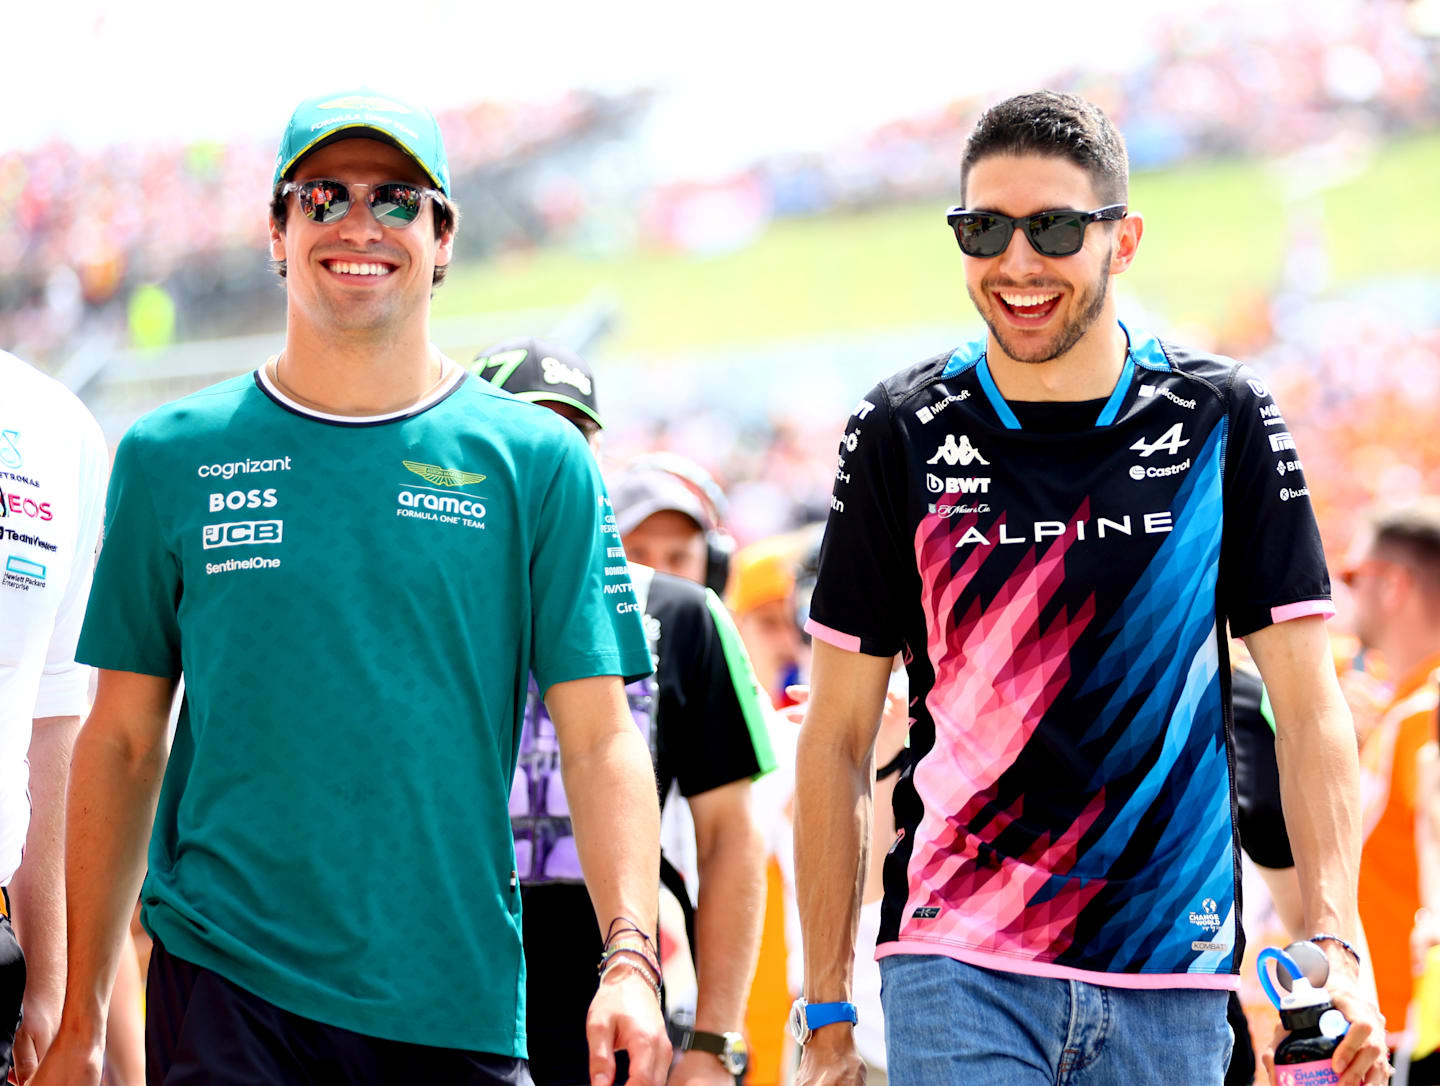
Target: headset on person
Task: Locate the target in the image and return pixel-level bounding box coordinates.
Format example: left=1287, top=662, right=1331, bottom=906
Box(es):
left=628, top=451, right=736, bottom=597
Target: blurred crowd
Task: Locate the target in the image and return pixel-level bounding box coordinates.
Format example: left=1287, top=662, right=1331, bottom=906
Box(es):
left=3, top=0, right=1437, bottom=366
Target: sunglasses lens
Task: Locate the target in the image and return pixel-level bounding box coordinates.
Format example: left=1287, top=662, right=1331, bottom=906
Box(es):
left=298, top=181, right=350, bottom=224
left=1028, top=212, right=1086, bottom=256
left=370, top=183, right=425, bottom=227
left=956, top=213, right=1011, bottom=257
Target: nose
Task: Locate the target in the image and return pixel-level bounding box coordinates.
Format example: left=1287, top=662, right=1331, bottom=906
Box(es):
left=994, top=222, right=1045, bottom=280
left=335, top=191, right=385, bottom=246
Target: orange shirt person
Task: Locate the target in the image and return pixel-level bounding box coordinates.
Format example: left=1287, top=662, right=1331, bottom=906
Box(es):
left=1344, top=499, right=1440, bottom=1041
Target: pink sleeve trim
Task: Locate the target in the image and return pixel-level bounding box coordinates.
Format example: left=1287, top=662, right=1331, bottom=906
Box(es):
left=873, top=940, right=1241, bottom=991
left=804, top=619, right=863, bottom=653
left=1270, top=599, right=1336, bottom=625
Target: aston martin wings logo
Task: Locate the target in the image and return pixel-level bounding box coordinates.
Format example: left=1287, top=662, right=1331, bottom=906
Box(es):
left=318, top=95, right=412, bottom=114
left=403, top=461, right=486, bottom=487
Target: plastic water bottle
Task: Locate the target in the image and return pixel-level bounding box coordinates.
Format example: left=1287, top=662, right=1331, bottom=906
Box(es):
left=1258, top=945, right=1349, bottom=1086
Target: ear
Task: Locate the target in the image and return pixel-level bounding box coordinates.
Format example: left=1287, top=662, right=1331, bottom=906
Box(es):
left=1108, top=211, right=1143, bottom=276
left=269, top=218, right=286, bottom=264
left=434, top=221, right=455, bottom=269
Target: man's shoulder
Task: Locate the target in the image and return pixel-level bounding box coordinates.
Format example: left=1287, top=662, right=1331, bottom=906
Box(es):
left=446, top=373, right=585, bottom=454
left=124, top=373, right=261, bottom=447
left=870, top=346, right=967, bottom=415
left=1140, top=334, right=1253, bottom=402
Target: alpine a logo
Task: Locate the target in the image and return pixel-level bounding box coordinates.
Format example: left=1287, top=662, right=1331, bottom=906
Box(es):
left=1129, top=423, right=1188, bottom=458
left=927, top=434, right=988, bottom=467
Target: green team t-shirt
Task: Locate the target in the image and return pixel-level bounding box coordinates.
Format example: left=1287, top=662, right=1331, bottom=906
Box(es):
left=76, top=364, right=652, bottom=1056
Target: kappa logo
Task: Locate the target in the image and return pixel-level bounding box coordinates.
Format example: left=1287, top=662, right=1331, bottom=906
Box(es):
left=402, top=461, right=487, bottom=488
left=927, top=434, right=988, bottom=467
left=1129, top=423, right=1189, bottom=458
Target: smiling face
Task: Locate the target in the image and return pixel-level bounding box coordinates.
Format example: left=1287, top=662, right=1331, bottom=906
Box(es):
left=962, top=153, right=1140, bottom=366
left=269, top=137, right=453, bottom=340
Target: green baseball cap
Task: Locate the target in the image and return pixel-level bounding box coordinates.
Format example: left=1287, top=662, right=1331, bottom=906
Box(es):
left=273, top=89, right=451, bottom=195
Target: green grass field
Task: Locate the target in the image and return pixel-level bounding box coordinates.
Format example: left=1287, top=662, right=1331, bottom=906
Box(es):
left=434, top=131, right=1440, bottom=357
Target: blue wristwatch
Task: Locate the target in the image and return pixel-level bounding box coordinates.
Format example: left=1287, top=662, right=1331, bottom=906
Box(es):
left=788, top=998, right=859, bottom=1045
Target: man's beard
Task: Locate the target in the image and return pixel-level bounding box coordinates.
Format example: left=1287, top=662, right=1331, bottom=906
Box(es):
left=970, top=246, right=1112, bottom=365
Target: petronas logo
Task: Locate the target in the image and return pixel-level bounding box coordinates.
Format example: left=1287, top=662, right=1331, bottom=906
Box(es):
left=403, top=461, right=486, bottom=488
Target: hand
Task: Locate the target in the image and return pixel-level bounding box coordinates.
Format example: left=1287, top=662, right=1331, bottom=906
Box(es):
left=666, top=1048, right=737, bottom=1086
left=587, top=964, right=672, bottom=1086
left=794, top=1027, right=866, bottom=1086
left=9, top=999, right=59, bottom=1085
left=26, top=1031, right=104, bottom=1086
left=1414, top=908, right=1440, bottom=975
left=1261, top=950, right=1389, bottom=1086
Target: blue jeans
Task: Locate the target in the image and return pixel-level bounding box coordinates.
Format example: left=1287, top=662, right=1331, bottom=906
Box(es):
left=880, top=954, right=1233, bottom=1085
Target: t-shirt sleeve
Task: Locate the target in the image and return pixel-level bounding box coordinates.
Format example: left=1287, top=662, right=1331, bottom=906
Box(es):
left=34, top=411, right=109, bottom=718
left=662, top=584, right=778, bottom=798
left=75, top=424, right=183, bottom=678
left=805, top=387, right=912, bottom=657
left=529, top=432, right=652, bottom=695
left=1218, top=366, right=1333, bottom=638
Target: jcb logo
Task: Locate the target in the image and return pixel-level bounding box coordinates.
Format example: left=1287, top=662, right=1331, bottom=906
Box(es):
left=202, top=520, right=283, bottom=549
left=1129, top=423, right=1188, bottom=459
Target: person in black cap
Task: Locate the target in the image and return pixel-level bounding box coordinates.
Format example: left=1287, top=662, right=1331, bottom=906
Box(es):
left=476, top=338, right=777, bottom=1086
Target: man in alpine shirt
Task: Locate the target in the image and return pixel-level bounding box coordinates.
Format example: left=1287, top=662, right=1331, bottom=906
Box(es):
left=0, top=351, right=109, bottom=1083
left=35, top=91, right=669, bottom=1086
left=477, top=338, right=775, bottom=1086
left=792, top=91, right=1386, bottom=1086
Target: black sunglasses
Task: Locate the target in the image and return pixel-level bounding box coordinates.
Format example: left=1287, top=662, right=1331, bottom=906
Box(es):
left=282, top=178, right=441, bottom=228
left=945, top=204, right=1127, bottom=258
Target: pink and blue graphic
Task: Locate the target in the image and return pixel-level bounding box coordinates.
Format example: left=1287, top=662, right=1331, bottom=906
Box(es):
left=882, top=423, right=1240, bottom=987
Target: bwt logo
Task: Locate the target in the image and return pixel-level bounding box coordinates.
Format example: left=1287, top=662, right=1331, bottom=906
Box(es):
left=202, top=520, right=283, bottom=549
left=926, top=474, right=990, bottom=495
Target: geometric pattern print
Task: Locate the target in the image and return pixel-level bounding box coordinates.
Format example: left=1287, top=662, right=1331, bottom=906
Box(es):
left=900, top=420, right=1240, bottom=976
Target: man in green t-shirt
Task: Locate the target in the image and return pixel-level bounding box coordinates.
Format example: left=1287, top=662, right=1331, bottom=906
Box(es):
left=35, top=90, right=670, bottom=1086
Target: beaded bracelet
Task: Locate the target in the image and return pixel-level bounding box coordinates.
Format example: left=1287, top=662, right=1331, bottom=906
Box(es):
left=1310, top=932, right=1362, bottom=965
left=599, top=955, right=662, bottom=1003
left=598, top=945, right=662, bottom=987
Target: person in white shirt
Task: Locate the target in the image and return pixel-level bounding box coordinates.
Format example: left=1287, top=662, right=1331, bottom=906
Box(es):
left=0, top=349, right=108, bottom=1082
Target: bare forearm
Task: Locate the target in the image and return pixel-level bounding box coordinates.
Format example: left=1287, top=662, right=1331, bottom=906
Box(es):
left=794, top=725, right=871, bottom=1001
left=691, top=815, right=765, bottom=1031
left=1275, top=691, right=1363, bottom=937
left=562, top=726, right=662, bottom=935
left=55, top=720, right=166, bottom=1040
left=9, top=716, right=81, bottom=1021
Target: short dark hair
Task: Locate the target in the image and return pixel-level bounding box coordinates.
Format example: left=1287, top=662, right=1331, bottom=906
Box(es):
left=268, top=183, right=460, bottom=286
left=961, top=91, right=1129, bottom=207
left=1371, top=499, right=1440, bottom=597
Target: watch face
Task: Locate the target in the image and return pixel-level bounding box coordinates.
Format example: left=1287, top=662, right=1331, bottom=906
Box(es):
left=788, top=999, right=810, bottom=1046
left=722, top=1034, right=749, bottom=1075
